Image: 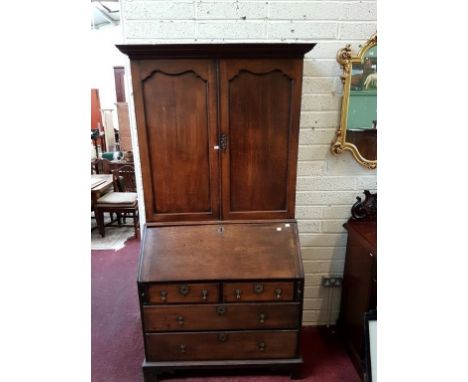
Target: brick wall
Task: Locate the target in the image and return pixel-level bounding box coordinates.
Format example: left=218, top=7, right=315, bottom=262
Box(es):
left=120, top=0, right=377, bottom=325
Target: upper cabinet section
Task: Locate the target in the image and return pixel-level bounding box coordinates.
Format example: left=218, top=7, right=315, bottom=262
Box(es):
left=117, top=44, right=314, bottom=224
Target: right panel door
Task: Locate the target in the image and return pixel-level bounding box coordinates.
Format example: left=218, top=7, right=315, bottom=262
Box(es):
left=219, top=59, right=303, bottom=220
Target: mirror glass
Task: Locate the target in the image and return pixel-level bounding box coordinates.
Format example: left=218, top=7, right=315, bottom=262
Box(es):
left=331, top=34, right=377, bottom=169
left=346, top=45, right=377, bottom=161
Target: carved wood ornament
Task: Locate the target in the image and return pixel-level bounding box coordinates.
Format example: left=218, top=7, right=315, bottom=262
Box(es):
left=350, top=190, right=377, bottom=221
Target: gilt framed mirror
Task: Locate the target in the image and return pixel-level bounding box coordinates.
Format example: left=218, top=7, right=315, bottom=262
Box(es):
left=332, top=34, right=377, bottom=169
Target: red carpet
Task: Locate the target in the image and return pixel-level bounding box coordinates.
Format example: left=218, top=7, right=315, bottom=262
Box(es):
left=92, top=239, right=360, bottom=382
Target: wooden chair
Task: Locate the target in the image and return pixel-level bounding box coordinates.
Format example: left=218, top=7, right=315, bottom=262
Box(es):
left=112, top=164, right=136, bottom=192
left=95, top=166, right=139, bottom=239
left=94, top=158, right=112, bottom=174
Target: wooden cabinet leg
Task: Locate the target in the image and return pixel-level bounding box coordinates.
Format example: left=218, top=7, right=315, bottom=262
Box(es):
left=143, top=368, right=159, bottom=382
left=290, top=364, right=303, bottom=380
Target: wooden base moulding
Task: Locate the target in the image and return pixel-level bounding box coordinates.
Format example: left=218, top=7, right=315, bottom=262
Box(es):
left=142, top=358, right=304, bottom=382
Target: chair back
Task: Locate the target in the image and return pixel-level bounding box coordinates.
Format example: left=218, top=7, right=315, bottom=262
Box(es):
left=112, top=164, right=136, bottom=192
left=94, top=158, right=112, bottom=174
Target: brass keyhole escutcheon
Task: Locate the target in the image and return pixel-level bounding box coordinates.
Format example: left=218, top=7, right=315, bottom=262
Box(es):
left=253, top=283, right=264, bottom=294
left=179, top=284, right=190, bottom=296
left=201, top=289, right=208, bottom=301
left=235, top=289, right=242, bottom=300
left=218, top=333, right=228, bottom=343
left=219, top=133, right=228, bottom=151
left=275, top=288, right=282, bottom=299
left=179, top=344, right=186, bottom=353
left=160, top=290, right=167, bottom=302
left=216, top=305, right=226, bottom=316
left=257, top=341, right=266, bottom=351
left=176, top=315, right=184, bottom=326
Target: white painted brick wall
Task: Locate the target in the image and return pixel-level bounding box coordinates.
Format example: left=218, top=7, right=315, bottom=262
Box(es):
left=120, top=0, right=377, bottom=326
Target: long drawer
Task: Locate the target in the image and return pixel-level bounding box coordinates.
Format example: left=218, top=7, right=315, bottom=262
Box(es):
left=145, top=330, right=298, bottom=361
left=143, top=302, right=300, bottom=331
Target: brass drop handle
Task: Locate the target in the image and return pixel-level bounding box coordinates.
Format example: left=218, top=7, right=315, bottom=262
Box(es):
left=176, top=315, right=184, bottom=326
left=235, top=288, right=242, bottom=300
left=179, top=284, right=190, bottom=296
left=218, top=333, right=228, bottom=343
left=179, top=344, right=186, bottom=353
left=160, top=290, right=167, bottom=302
left=258, top=313, right=267, bottom=324
left=257, top=341, right=266, bottom=351
left=275, top=288, right=282, bottom=300
left=201, top=289, right=208, bottom=301
left=216, top=305, right=226, bottom=316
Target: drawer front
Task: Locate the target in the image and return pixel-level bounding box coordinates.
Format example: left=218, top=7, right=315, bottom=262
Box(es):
left=143, top=302, right=300, bottom=331
left=145, top=283, right=219, bottom=304
left=145, top=330, right=298, bottom=361
left=223, top=281, right=295, bottom=302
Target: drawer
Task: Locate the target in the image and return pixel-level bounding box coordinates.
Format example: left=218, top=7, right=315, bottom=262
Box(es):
left=223, top=281, right=295, bottom=302
left=144, top=283, right=219, bottom=304
left=143, top=302, right=300, bottom=332
left=145, top=330, right=298, bottom=361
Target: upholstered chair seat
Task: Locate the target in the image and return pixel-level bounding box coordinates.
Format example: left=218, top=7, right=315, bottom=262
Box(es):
left=96, top=192, right=137, bottom=206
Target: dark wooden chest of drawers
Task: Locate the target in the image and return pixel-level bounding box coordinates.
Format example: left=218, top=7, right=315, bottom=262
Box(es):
left=338, top=221, right=377, bottom=377
left=138, top=223, right=304, bottom=380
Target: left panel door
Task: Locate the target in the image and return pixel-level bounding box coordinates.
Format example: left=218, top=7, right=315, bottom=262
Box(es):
left=131, top=59, right=220, bottom=223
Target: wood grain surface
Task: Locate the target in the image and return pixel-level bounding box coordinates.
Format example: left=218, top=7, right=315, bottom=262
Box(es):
left=139, top=223, right=303, bottom=282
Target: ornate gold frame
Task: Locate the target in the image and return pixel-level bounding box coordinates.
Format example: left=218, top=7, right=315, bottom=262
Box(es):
left=331, top=34, right=377, bottom=169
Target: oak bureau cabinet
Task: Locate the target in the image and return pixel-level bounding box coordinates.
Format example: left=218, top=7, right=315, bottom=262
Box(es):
left=117, top=44, right=315, bottom=381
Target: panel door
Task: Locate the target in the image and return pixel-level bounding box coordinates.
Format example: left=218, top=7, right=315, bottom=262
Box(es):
left=131, top=59, right=220, bottom=222
left=219, top=59, right=303, bottom=220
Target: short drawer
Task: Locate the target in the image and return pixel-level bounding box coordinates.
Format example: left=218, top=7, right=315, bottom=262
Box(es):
left=223, top=281, right=295, bottom=302
left=142, top=302, right=300, bottom=332
left=145, top=330, right=298, bottom=361
left=144, top=283, right=219, bottom=304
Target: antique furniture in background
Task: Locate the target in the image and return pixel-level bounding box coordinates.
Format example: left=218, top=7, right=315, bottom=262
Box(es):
left=93, top=158, right=112, bottom=174
left=331, top=34, right=377, bottom=169
left=91, top=174, right=114, bottom=207
left=338, top=191, right=377, bottom=378
left=94, top=158, right=135, bottom=176
left=117, top=43, right=314, bottom=381
left=92, top=160, right=136, bottom=229
left=91, top=174, right=114, bottom=227
left=95, top=166, right=139, bottom=239
left=113, top=164, right=137, bottom=193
